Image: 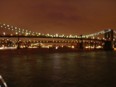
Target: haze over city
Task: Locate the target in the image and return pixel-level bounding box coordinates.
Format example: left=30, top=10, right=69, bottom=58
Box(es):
left=0, top=0, right=116, bottom=35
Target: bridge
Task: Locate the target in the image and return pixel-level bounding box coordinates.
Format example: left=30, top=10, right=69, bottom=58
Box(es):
left=0, top=23, right=116, bottom=51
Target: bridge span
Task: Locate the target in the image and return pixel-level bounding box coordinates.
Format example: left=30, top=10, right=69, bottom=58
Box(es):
left=0, top=23, right=116, bottom=51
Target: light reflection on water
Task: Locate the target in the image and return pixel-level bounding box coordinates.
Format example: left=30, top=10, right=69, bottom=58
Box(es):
left=0, top=51, right=116, bottom=87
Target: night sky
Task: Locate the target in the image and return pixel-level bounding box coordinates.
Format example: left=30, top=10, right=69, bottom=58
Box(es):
left=0, top=0, right=116, bottom=35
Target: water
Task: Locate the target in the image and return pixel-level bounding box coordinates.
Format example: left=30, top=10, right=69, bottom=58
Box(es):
left=0, top=51, right=116, bottom=87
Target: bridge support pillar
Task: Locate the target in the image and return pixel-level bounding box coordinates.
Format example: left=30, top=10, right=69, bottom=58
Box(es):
left=103, top=29, right=114, bottom=51
left=79, top=42, right=83, bottom=50
left=17, top=35, right=20, bottom=49
left=103, top=41, right=113, bottom=50
left=78, top=35, right=84, bottom=50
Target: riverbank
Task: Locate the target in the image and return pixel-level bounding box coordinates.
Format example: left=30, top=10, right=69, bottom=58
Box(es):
left=0, top=47, right=108, bottom=55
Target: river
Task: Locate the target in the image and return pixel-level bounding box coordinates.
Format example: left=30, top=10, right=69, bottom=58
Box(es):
left=0, top=51, right=116, bottom=87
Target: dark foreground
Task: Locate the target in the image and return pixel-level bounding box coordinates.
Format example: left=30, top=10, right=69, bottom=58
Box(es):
left=0, top=50, right=116, bottom=87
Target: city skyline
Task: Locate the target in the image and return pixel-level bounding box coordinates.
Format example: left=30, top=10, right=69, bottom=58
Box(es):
left=0, top=0, right=116, bottom=35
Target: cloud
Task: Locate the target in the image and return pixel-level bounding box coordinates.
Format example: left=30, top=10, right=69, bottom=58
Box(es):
left=0, top=0, right=116, bottom=34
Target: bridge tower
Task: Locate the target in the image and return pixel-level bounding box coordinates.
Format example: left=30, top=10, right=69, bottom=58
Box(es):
left=78, top=35, right=84, bottom=50
left=103, top=29, right=114, bottom=50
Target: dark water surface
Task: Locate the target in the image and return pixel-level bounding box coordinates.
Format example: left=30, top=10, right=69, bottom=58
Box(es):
left=0, top=51, right=116, bottom=87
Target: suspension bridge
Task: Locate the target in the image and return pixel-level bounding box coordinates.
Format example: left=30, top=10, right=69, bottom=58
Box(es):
left=0, top=23, right=116, bottom=51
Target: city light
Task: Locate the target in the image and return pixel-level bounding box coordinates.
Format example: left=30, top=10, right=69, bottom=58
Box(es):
left=3, top=32, right=6, bottom=35
left=0, top=23, right=115, bottom=51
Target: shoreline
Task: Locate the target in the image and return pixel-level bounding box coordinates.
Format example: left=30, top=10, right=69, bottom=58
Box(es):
left=0, top=48, right=112, bottom=55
